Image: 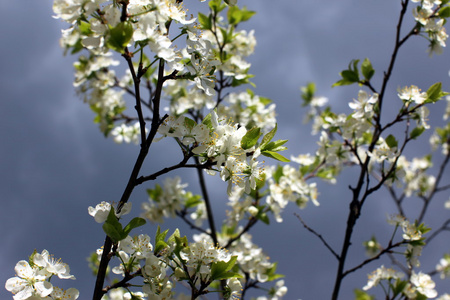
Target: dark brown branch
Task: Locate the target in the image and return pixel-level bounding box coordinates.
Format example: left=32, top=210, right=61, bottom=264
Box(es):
left=342, top=241, right=403, bottom=278
left=418, top=150, right=450, bottom=223
left=426, top=219, right=450, bottom=245
left=93, top=58, right=167, bottom=300
left=225, top=216, right=259, bottom=249
left=176, top=209, right=210, bottom=235
left=136, top=160, right=216, bottom=185
left=296, top=213, right=339, bottom=260
left=194, top=156, right=218, bottom=245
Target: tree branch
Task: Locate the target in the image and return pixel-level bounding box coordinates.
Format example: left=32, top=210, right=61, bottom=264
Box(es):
left=295, top=213, right=339, bottom=260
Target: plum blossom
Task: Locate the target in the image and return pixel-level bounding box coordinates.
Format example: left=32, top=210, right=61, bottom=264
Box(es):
left=363, top=265, right=404, bottom=291
left=348, top=90, right=378, bottom=119
left=88, top=201, right=132, bottom=223
left=5, top=260, right=53, bottom=300
left=33, top=249, right=75, bottom=280
left=398, top=85, right=428, bottom=104
left=410, top=271, right=438, bottom=298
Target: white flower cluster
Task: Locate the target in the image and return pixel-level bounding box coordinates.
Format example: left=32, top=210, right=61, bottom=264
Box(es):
left=315, top=90, right=378, bottom=146
left=390, top=156, right=436, bottom=197
left=228, top=232, right=275, bottom=283
left=158, top=110, right=266, bottom=195
left=5, top=250, right=78, bottom=300
left=110, top=122, right=146, bottom=145
left=265, top=164, right=319, bottom=223
left=192, top=232, right=286, bottom=299
left=141, top=176, right=206, bottom=226
left=436, top=254, right=450, bottom=279
left=363, top=266, right=438, bottom=299
left=412, top=0, right=448, bottom=55
left=218, top=91, right=277, bottom=133
left=53, top=0, right=225, bottom=139
left=164, top=79, right=216, bottom=116
left=99, top=234, right=242, bottom=300
left=201, top=28, right=256, bottom=81
left=430, top=120, right=450, bottom=155
left=387, top=214, right=427, bottom=267
left=73, top=54, right=128, bottom=134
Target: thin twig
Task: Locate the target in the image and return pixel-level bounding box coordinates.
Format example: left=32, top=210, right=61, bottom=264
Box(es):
left=295, top=213, right=339, bottom=260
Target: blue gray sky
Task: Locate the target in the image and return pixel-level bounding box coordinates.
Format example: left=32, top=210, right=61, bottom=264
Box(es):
left=1, top=0, right=449, bottom=299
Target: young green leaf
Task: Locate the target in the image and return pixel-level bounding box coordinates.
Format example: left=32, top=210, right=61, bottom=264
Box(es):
left=361, top=58, right=375, bottom=81
left=410, top=126, right=425, bottom=140
left=261, top=150, right=290, bottom=162
left=256, top=207, right=270, bottom=225
left=439, top=6, right=450, bottom=18
left=123, top=217, right=146, bottom=236
left=261, top=139, right=288, bottom=152
left=301, top=82, right=316, bottom=105
left=211, top=256, right=240, bottom=280
left=167, top=228, right=181, bottom=244
left=241, top=127, right=261, bottom=150
left=354, top=289, right=375, bottom=300
left=102, top=208, right=124, bottom=243
left=260, top=124, right=277, bottom=149
left=106, top=21, right=133, bottom=53
left=385, top=134, right=398, bottom=148
left=426, top=82, right=442, bottom=102
left=198, top=12, right=212, bottom=30
left=227, top=6, right=256, bottom=25
left=209, top=0, right=227, bottom=13
left=332, top=59, right=361, bottom=87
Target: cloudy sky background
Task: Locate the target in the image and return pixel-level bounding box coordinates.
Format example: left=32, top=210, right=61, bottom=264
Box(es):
left=1, top=0, right=450, bottom=299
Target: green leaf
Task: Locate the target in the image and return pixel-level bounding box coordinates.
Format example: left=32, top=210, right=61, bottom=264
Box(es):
left=241, top=127, right=261, bottom=150
left=260, top=124, right=277, bottom=149
left=354, top=289, right=375, bottom=300
left=426, top=82, right=442, bottom=102
left=198, top=12, right=212, bottom=30
left=102, top=208, right=124, bottom=243
left=272, top=165, right=284, bottom=183
left=227, top=6, right=256, bottom=25
left=231, top=73, right=255, bottom=87
left=106, top=21, right=133, bottom=53
left=154, top=240, right=168, bottom=255
left=301, top=82, right=316, bottom=105
left=183, top=117, right=197, bottom=130
left=341, top=70, right=359, bottom=83
left=79, top=21, right=92, bottom=35
left=361, top=58, right=375, bottom=81
left=211, top=256, right=239, bottom=280
left=410, top=126, right=425, bottom=140
left=202, top=112, right=213, bottom=129
left=167, top=228, right=181, bottom=244
left=173, top=236, right=189, bottom=257
left=185, top=194, right=203, bottom=208
left=256, top=207, right=270, bottom=225
left=261, top=139, right=288, bottom=152
left=209, top=0, right=227, bottom=12
left=261, top=150, right=290, bottom=162
left=332, top=59, right=360, bottom=87
left=154, top=226, right=169, bottom=255
left=155, top=226, right=169, bottom=243
left=224, top=0, right=237, bottom=6
left=147, top=184, right=163, bottom=201
left=259, top=96, right=272, bottom=106
left=392, top=279, right=408, bottom=297
left=265, top=262, right=284, bottom=281
left=439, top=6, right=450, bottom=18
left=385, top=134, right=398, bottom=148
left=123, top=217, right=146, bottom=236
